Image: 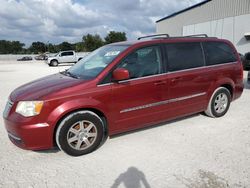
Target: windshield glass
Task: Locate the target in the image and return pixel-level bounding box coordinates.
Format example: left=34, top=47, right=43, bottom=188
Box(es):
left=67, top=45, right=129, bottom=79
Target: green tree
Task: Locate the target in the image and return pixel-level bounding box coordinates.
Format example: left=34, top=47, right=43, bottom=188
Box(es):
left=74, top=42, right=85, bottom=52
left=0, top=40, right=10, bottom=54
left=29, top=41, right=46, bottom=54
left=58, top=41, right=74, bottom=51
left=104, top=31, right=127, bottom=44
left=47, top=43, right=57, bottom=53
left=0, top=40, right=25, bottom=54
left=82, top=34, right=103, bottom=51
left=10, top=41, right=25, bottom=53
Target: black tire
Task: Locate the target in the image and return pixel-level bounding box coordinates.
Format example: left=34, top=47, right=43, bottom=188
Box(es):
left=205, top=87, right=231, bottom=118
left=56, top=111, right=104, bottom=156
left=50, top=60, right=58, bottom=66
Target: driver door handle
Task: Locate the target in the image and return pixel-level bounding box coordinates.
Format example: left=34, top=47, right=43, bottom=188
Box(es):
left=171, top=77, right=182, bottom=82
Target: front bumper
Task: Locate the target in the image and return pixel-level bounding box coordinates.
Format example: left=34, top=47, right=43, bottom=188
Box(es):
left=4, top=118, right=54, bottom=150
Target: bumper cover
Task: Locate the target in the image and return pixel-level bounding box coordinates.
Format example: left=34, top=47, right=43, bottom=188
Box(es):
left=4, top=118, right=53, bottom=150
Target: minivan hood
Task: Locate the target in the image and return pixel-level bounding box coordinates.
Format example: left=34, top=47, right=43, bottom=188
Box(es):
left=10, top=73, right=86, bottom=102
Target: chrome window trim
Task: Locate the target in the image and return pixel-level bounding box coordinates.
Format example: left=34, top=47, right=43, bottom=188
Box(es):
left=97, top=73, right=168, bottom=87
left=120, top=92, right=206, bottom=113
left=119, top=72, right=167, bottom=83
left=97, top=61, right=238, bottom=86
left=166, top=61, right=237, bottom=74
left=97, top=83, right=113, bottom=87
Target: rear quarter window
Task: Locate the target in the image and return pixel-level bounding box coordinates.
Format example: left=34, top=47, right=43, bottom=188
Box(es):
left=61, top=52, right=74, bottom=56
left=67, top=52, right=74, bottom=56
left=203, top=42, right=237, bottom=66
left=165, top=42, right=204, bottom=72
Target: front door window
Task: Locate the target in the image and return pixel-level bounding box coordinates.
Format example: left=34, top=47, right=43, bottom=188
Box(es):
left=118, top=46, right=162, bottom=79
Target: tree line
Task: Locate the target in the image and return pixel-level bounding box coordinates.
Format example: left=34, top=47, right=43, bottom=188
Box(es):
left=0, top=31, right=127, bottom=54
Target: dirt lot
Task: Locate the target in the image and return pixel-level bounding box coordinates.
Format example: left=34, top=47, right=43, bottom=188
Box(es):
left=0, top=61, right=250, bottom=188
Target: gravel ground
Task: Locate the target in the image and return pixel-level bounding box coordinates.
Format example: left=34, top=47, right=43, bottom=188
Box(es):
left=0, top=61, right=250, bottom=188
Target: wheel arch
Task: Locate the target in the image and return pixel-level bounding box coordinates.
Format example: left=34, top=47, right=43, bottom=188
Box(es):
left=207, top=78, right=235, bottom=103
left=49, top=59, right=58, bottom=64
left=52, top=107, right=109, bottom=147
left=220, top=83, right=233, bottom=100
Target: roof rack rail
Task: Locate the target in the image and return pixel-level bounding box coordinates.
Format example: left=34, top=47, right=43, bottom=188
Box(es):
left=167, top=34, right=217, bottom=39
left=138, top=34, right=169, bottom=40
left=183, top=34, right=208, bottom=37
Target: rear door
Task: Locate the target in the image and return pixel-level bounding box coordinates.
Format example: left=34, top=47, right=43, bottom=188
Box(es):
left=161, top=42, right=212, bottom=117
left=110, top=45, right=168, bottom=133
left=60, top=51, right=74, bottom=63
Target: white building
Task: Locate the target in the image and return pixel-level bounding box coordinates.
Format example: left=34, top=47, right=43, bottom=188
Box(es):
left=156, top=0, right=250, bottom=54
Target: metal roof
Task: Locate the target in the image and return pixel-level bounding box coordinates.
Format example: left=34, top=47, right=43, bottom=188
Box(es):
left=156, top=0, right=212, bottom=23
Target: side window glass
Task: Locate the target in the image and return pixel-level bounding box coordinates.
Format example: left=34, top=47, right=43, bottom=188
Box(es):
left=166, top=43, right=204, bottom=72
left=61, top=52, right=66, bottom=56
left=68, top=52, right=74, bottom=56
left=118, top=46, right=162, bottom=79
left=203, top=42, right=237, bottom=65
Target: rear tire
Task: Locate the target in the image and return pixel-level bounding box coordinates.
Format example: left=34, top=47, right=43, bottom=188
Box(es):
left=205, top=87, right=231, bottom=118
left=56, top=111, right=104, bottom=156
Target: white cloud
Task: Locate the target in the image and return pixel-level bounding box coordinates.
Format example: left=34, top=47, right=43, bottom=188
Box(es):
left=0, top=0, right=203, bottom=45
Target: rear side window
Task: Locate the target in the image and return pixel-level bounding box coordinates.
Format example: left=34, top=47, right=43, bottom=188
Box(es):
left=203, top=42, right=237, bottom=66
left=166, top=43, right=204, bottom=72
left=61, top=52, right=74, bottom=56
left=67, top=51, right=74, bottom=56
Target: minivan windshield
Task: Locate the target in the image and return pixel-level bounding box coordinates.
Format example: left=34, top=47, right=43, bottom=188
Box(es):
left=66, top=45, right=129, bottom=79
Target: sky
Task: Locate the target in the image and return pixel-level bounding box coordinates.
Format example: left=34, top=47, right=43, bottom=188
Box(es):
left=0, top=0, right=202, bottom=46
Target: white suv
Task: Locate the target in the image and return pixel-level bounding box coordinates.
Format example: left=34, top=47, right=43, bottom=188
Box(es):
left=47, top=51, right=84, bottom=66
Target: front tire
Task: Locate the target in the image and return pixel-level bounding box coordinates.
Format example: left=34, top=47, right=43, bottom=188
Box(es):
left=205, top=87, right=231, bottom=118
left=50, top=60, right=58, bottom=66
left=56, top=111, right=104, bottom=156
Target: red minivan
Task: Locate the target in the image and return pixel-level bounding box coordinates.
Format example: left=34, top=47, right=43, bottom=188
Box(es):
left=3, top=34, right=244, bottom=156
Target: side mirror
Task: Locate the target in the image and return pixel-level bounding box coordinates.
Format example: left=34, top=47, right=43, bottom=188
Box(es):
left=112, top=68, right=130, bottom=82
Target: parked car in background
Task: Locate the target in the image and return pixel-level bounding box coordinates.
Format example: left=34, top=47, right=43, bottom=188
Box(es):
left=46, top=50, right=84, bottom=66
left=239, top=53, right=245, bottom=62
left=17, top=56, right=32, bottom=61
left=35, top=54, right=48, bottom=61
left=243, top=52, right=250, bottom=70
left=3, top=34, right=244, bottom=156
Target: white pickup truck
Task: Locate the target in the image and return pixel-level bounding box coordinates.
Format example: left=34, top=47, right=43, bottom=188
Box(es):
left=47, top=50, right=84, bottom=66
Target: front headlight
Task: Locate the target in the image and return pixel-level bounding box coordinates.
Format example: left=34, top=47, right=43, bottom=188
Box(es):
left=16, top=101, right=44, bottom=117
